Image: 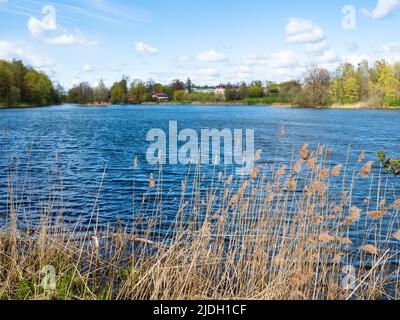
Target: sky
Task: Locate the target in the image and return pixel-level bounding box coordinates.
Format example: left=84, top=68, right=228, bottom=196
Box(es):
left=1, top=0, right=400, bottom=88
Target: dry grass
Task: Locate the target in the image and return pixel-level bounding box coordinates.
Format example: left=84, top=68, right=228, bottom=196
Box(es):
left=0, top=144, right=399, bottom=300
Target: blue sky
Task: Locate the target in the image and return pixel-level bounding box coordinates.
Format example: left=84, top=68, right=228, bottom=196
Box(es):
left=1, top=0, right=400, bottom=88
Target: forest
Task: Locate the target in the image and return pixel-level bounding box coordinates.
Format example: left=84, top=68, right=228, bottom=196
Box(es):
left=0, top=59, right=64, bottom=107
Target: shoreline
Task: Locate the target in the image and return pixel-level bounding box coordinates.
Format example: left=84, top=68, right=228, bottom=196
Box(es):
left=0, top=104, right=53, bottom=109
left=1, top=102, right=399, bottom=110
left=141, top=101, right=400, bottom=109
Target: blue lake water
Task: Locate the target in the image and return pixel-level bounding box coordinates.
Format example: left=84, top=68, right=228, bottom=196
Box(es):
left=0, top=104, right=400, bottom=234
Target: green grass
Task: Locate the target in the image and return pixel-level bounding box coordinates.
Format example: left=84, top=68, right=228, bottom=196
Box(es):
left=240, top=93, right=287, bottom=105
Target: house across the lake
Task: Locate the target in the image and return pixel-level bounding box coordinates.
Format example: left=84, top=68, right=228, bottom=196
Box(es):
left=192, top=87, right=215, bottom=94
left=152, top=93, right=169, bottom=102
left=189, top=84, right=239, bottom=96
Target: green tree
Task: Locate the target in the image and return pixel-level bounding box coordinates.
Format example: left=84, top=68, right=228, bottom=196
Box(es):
left=110, top=84, right=125, bottom=104
left=0, top=60, right=12, bottom=102
left=67, top=82, right=94, bottom=104
left=224, top=84, right=237, bottom=101
left=95, top=80, right=109, bottom=103
left=246, top=85, right=264, bottom=98
left=279, top=80, right=301, bottom=105
left=129, top=80, right=148, bottom=102
left=356, top=60, right=370, bottom=102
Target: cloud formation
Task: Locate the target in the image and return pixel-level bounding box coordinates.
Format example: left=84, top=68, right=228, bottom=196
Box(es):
left=27, top=5, right=98, bottom=46
left=135, top=42, right=158, bottom=55
left=317, top=50, right=340, bottom=64
left=196, top=50, right=226, bottom=62
left=0, top=40, right=55, bottom=69
left=197, top=68, right=219, bottom=77
left=285, top=18, right=325, bottom=44
left=82, top=64, right=93, bottom=72
left=305, top=40, right=329, bottom=53
left=371, top=0, right=400, bottom=19
left=361, top=0, right=400, bottom=19
left=379, top=42, right=400, bottom=62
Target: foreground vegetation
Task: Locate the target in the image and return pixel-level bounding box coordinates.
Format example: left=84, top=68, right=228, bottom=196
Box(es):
left=1, top=144, right=399, bottom=300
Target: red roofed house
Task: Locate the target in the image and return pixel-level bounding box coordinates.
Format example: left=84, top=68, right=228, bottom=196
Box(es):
left=152, top=93, right=169, bottom=102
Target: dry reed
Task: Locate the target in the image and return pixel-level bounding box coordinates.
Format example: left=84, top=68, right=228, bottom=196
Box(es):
left=0, top=144, right=399, bottom=301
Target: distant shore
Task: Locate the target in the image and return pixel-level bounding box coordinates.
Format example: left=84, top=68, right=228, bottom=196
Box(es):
left=0, top=103, right=50, bottom=109
left=141, top=101, right=400, bottom=109
left=1, top=102, right=399, bottom=110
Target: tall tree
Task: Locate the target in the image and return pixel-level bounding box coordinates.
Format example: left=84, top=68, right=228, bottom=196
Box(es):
left=303, top=67, right=331, bottom=106
left=110, top=84, right=125, bottom=104
left=95, top=80, right=109, bottom=102
left=185, top=78, right=193, bottom=93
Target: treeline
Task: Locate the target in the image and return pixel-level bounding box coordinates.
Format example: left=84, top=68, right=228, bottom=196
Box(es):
left=0, top=59, right=64, bottom=106
left=2, top=58, right=399, bottom=107
left=67, top=60, right=400, bottom=107
left=67, top=78, right=274, bottom=104
left=223, top=59, right=400, bottom=107
left=67, top=78, right=195, bottom=104
left=289, top=60, right=400, bottom=107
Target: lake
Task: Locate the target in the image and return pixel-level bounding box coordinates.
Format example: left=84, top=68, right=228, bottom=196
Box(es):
left=0, top=104, right=400, bottom=235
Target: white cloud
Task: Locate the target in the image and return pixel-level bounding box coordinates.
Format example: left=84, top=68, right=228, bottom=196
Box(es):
left=240, top=50, right=306, bottom=82
left=243, top=50, right=300, bottom=69
left=197, top=68, right=219, bottom=77
left=196, top=50, right=226, bottom=62
left=380, top=42, right=400, bottom=52
left=82, top=64, right=93, bottom=72
left=177, top=55, right=191, bottom=63
left=285, top=18, right=325, bottom=44
left=27, top=7, right=98, bottom=46
left=232, top=65, right=251, bottom=74
left=43, top=32, right=98, bottom=46
left=371, top=0, right=400, bottom=19
left=267, top=50, right=300, bottom=68
left=379, top=42, right=400, bottom=62
left=317, top=50, right=341, bottom=64
left=305, top=40, right=329, bottom=53
left=0, top=40, right=55, bottom=69
left=135, top=42, right=158, bottom=55
left=0, top=41, right=20, bottom=58
left=27, top=13, right=56, bottom=38
left=343, top=54, right=371, bottom=66
left=242, top=54, right=268, bottom=66
left=224, top=65, right=253, bottom=81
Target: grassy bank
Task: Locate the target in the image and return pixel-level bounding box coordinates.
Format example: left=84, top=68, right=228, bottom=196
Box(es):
left=0, top=143, right=399, bottom=300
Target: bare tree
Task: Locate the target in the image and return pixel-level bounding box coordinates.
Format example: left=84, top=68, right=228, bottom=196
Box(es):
left=303, top=67, right=331, bottom=106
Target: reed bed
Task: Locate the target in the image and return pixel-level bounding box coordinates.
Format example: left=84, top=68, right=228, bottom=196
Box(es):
left=0, top=144, right=399, bottom=300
